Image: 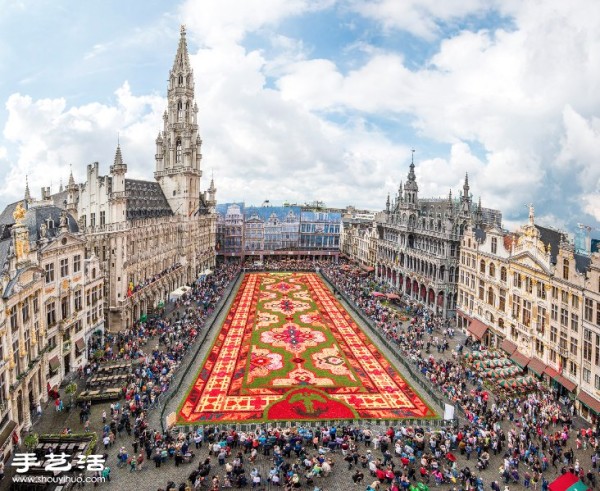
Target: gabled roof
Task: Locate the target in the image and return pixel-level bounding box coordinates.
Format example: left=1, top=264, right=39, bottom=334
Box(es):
left=125, top=179, right=173, bottom=219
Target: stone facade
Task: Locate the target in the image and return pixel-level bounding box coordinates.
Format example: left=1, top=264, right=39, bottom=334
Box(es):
left=374, top=160, right=502, bottom=317
left=35, top=26, right=217, bottom=332
left=0, top=201, right=103, bottom=460
left=457, top=206, right=600, bottom=421
left=216, top=204, right=342, bottom=262
left=340, top=213, right=377, bottom=269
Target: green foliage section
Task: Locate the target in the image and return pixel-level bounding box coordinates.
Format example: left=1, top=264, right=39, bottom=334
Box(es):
left=244, top=273, right=364, bottom=390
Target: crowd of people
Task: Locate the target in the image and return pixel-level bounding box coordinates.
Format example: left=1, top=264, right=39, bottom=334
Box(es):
left=61, top=259, right=599, bottom=491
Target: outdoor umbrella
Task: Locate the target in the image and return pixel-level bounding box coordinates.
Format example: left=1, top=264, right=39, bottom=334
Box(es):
left=371, top=291, right=386, bottom=298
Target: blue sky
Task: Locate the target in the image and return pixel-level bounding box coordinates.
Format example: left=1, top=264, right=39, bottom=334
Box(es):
left=1, top=0, right=600, bottom=235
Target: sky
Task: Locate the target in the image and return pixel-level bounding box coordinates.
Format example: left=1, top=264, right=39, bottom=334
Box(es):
left=1, top=0, right=599, bottom=234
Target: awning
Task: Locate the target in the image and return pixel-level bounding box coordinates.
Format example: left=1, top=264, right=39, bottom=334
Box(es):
left=0, top=420, right=17, bottom=451
left=577, top=391, right=600, bottom=415
left=467, top=319, right=489, bottom=341
left=528, top=357, right=547, bottom=377
left=361, top=265, right=375, bottom=272
left=500, top=338, right=518, bottom=355
left=510, top=351, right=531, bottom=368
left=49, top=356, right=60, bottom=370
left=386, top=293, right=401, bottom=300
left=75, top=338, right=85, bottom=350
left=544, top=366, right=559, bottom=379
left=555, top=374, right=577, bottom=392
left=371, top=291, right=386, bottom=298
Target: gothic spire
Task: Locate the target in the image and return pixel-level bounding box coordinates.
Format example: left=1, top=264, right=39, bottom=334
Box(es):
left=463, top=172, right=470, bottom=197
left=24, top=175, right=31, bottom=202
left=172, top=25, right=192, bottom=75
left=68, top=165, right=75, bottom=187
left=114, top=144, right=124, bottom=167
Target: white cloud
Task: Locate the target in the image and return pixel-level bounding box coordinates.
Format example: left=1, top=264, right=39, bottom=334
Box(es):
left=1, top=83, right=164, bottom=204
left=2, top=0, right=600, bottom=232
left=348, top=0, right=493, bottom=40
left=180, top=0, right=334, bottom=47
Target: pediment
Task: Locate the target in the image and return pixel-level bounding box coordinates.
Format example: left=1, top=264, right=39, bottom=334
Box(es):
left=40, top=233, right=85, bottom=252
left=512, top=250, right=551, bottom=275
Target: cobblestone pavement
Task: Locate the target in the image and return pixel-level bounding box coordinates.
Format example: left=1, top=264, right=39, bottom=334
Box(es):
left=2, top=273, right=596, bottom=491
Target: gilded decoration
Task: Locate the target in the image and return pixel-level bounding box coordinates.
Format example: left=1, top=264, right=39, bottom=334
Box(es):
left=12, top=202, right=26, bottom=223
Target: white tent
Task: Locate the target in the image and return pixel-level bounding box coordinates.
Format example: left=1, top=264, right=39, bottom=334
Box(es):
left=169, top=285, right=191, bottom=302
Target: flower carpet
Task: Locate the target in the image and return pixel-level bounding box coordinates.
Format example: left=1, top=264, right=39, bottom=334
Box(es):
left=178, top=272, right=436, bottom=423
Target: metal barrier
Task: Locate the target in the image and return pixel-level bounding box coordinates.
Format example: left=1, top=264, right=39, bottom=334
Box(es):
left=319, top=272, right=463, bottom=423
left=159, top=272, right=243, bottom=432
left=165, top=271, right=461, bottom=433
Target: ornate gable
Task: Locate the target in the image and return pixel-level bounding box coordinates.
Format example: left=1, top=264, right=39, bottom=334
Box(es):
left=512, top=250, right=552, bottom=275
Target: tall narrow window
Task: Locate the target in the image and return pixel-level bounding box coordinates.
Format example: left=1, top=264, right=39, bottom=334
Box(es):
left=177, top=101, right=183, bottom=121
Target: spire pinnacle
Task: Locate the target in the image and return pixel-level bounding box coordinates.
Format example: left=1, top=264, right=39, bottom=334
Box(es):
left=462, top=172, right=470, bottom=200
left=114, top=144, right=124, bottom=167
left=68, top=164, right=75, bottom=187
left=24, top=175, right=31, bottom=202
left=172, top=24, right=192, bottom=75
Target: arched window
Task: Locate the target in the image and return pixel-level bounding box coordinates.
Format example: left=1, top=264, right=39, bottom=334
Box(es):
left=178, top=75, right=183, bottom=86
left=500, top=267, right=507, bottom=282
left=489, top=263, right=496, bottom=277
left=480, top=260, right=486, bottom=273
left=563, top=258, right=569, bottom=280
left=177, top=101, right=183, bottom=121
left=176, top=139, right=182, bottom=164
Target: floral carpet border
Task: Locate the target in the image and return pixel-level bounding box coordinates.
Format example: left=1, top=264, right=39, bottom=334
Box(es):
left=177, top=272, right=437, bottom=424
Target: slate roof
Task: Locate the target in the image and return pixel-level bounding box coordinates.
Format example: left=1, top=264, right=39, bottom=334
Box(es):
left=474, top=227, right=487, bottom=242
left=0, top=238, right=11, bottom=273
left=575, top=254, right=591, bottom=274
left=23, top=205, right=79, bottom=242
left=536, top=225, right=565, bottom=265
left=125, top=179, right=173, bottom=220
